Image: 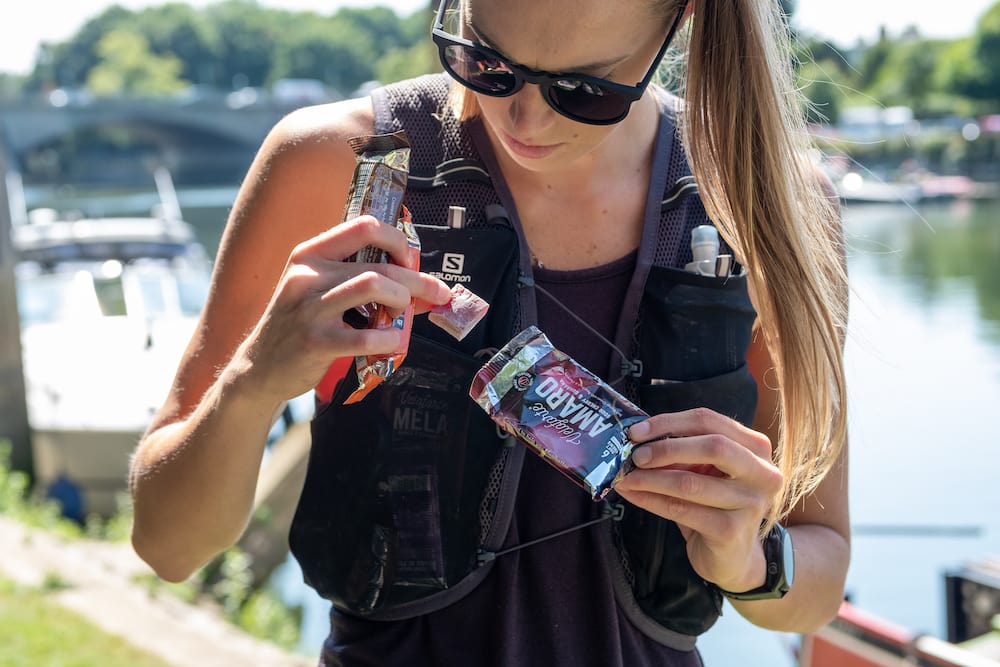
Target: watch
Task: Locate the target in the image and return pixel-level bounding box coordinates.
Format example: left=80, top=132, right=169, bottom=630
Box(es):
left=720, top=522, right=795, bottom=601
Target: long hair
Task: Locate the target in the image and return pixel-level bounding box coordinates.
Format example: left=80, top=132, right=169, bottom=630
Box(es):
left=447, top=0, right=848, bottom=528
left=682, top=0, right=847, bottom=528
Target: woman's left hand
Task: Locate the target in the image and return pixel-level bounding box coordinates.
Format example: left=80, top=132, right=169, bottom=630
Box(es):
left=614, top=407, right=783, bottom=593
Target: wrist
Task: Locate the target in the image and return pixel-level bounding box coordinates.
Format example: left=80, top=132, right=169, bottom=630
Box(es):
left=719, top=523, right=795, bottom=601
left=716, top=540, right=768, bottom=594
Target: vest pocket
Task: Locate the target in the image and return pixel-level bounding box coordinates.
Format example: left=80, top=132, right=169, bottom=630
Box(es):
left=636, top=265, right=759, bottom=427
left=638, top=265, right=757, bottom=390
left=638, top=365, right=757, bottom=428
left=290, top=334, right=504, bottom=617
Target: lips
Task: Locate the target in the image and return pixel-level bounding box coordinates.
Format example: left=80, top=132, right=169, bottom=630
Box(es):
left=501, top=131, right=560, bottom=159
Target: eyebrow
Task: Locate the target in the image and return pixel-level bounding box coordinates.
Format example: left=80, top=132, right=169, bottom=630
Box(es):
left=468, top=21, right=631, bottom=73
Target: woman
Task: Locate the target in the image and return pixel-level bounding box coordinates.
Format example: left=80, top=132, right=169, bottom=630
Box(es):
left=129, top=0, right=850, bottom=664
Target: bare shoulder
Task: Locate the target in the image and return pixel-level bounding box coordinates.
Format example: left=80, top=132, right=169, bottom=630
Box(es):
left=239, top=97, right=375, bottom=216
left=214, top=95, right=377, bottom=305
left=263, top=96, right=375, bottom=165
left=224, top=96, right=377, bottom=255
left=220, top=94, right=380, bottom=295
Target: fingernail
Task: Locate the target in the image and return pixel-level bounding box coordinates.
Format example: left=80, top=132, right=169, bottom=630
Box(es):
left=632, top=446, right=651, bottom=466
left=436, top=282, right=453, bottom=304
left=629, top=420, right=650, bottom=440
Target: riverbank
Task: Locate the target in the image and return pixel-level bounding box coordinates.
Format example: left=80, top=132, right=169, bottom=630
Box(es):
left=0, top=516, right=312, bottom=667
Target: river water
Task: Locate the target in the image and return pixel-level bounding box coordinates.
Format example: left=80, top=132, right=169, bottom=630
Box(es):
left=699, top=198, right=1000, bottom=665
left=183, top=195, right=1000, bottom=662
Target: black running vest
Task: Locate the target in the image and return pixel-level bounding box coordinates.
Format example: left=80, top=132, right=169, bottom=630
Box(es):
left=289, top=74, right=758, bottom=650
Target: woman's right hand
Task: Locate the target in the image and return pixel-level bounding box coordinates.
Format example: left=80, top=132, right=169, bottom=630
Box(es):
left=231, top=214, right=451, bottom=405
left=131, top=102, right=451, bottom=581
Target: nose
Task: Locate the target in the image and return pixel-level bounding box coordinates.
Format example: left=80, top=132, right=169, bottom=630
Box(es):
left=506, top=83, right=557, bottom=134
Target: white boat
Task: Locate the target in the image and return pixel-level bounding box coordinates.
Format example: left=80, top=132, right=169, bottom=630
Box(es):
left=836, top=171, right=925, bottom=206
left=13, top=197, right=211, bottom=519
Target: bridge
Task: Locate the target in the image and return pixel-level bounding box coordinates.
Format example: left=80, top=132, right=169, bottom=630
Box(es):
left=0, top=97, right=292, bottom=186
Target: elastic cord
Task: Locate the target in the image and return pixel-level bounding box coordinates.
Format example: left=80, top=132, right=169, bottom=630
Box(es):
left=477, top=502, right=624, bottom=563
left=532, top=281, right=641, bottom=385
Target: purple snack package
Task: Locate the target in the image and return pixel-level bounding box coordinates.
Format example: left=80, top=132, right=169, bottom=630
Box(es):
left=469, top=326, right=648, bottom=500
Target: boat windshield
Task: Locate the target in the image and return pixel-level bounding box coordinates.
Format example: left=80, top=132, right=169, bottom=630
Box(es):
left=16, top=272, right=101, bottom=325
left=130, top=266, right=210, bottom=319
left=16, top=261, right=209, bottom=325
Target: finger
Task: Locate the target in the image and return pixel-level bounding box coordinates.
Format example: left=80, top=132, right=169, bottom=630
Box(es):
left=615, top=464, right=762, bottom=512
left=378, top=264, right=452, bottom=307
left=330, top=215, right=423, bottom=271
left=343, top=325, right=403, bottom=356
left=321, top=269, right=413, bottom=314
left=628, top=433, right=775, bottom=485
left=301, top=215, right=409, bottom=264
left=615, top=486, right=738, bottom=540
left=327, top=263, right=451, bottom=315
left=628, top=407, right=772, bottom=460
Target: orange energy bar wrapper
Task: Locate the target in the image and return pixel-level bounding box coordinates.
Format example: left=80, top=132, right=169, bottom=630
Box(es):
left=313, top=131, right=417, bottom=405
left=344, top=207, right=420, bottom=404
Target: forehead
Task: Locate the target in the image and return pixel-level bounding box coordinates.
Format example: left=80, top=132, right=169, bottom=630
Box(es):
left=465, top=0, right=659, bottom=69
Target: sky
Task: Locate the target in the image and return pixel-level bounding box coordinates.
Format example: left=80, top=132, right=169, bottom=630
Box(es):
left=0, top=0, right=996, bottom=76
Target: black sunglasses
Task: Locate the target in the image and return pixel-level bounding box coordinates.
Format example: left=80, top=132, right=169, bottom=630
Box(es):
left=431, top=0, right=686, bottom=125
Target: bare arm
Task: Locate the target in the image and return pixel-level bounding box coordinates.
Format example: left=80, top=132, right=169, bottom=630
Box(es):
left=129, top=99, right=450, bottom=582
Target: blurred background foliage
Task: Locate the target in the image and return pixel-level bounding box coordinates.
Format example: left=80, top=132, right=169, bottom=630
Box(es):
left=0, top=0, right=998, bottom=119
left=794, top=0, right=1000, bottom=122
left=15, top=0, right=435, bottom=99
left=1, top=1, right=1000, bottom=181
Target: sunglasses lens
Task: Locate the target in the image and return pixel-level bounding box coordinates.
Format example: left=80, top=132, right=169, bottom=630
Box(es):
left=443, top=44, right=517, bottom=95
left=548, top=78, right=630, bottom=123
left=437, top=38, right=635, bottom=124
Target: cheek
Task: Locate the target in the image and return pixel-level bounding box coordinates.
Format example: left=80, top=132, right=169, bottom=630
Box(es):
left=473, top=93, right=509, bottom=123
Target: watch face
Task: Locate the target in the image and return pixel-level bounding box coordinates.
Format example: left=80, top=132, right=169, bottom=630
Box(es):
left=781, top=526, right=795, bottom=590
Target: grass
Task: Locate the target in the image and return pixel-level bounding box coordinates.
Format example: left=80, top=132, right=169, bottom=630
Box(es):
left=0, top=578, right=175, bottom=667
left=0, top=441, right=133, bottom=543
left=0, top=440, right=301, bottom=652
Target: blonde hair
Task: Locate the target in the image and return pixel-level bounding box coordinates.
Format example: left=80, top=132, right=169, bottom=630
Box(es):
left=683, top=0, right=847, bottom=528
left=448, top=0, right=848, bottom=528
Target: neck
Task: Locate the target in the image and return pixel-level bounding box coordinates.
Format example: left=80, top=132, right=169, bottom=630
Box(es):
left=478, top=90, right=663, bottom=271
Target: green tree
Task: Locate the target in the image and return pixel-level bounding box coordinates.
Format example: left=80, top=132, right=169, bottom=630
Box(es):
left=271, top=19, right=373, bottom=94
left=205, top=1, right=281, bottom=88
left=133, top=3, right=221, bottom=85
left=856, top=28, right=892, bottom=90
left=868, top=38, right=944, bottom=114
left=950, top=1, right=1000, bottom=106
left=86, top=29, right=188, bottom=96
left=797, top=60, right=844, bottom=124
left=401, top=4, right=435, bottom=44
left=335, top=6, right=410, bottom=51
left=24, top=6, right=134, bottom=90
left=793, top=35, right=854, bottom=125
left=376, top=42, right=437, bottom=85
left=935, top=37, right=980, bottom=106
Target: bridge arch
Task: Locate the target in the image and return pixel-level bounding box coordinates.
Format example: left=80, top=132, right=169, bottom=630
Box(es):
left=0, top=100, right=284, bottom=186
